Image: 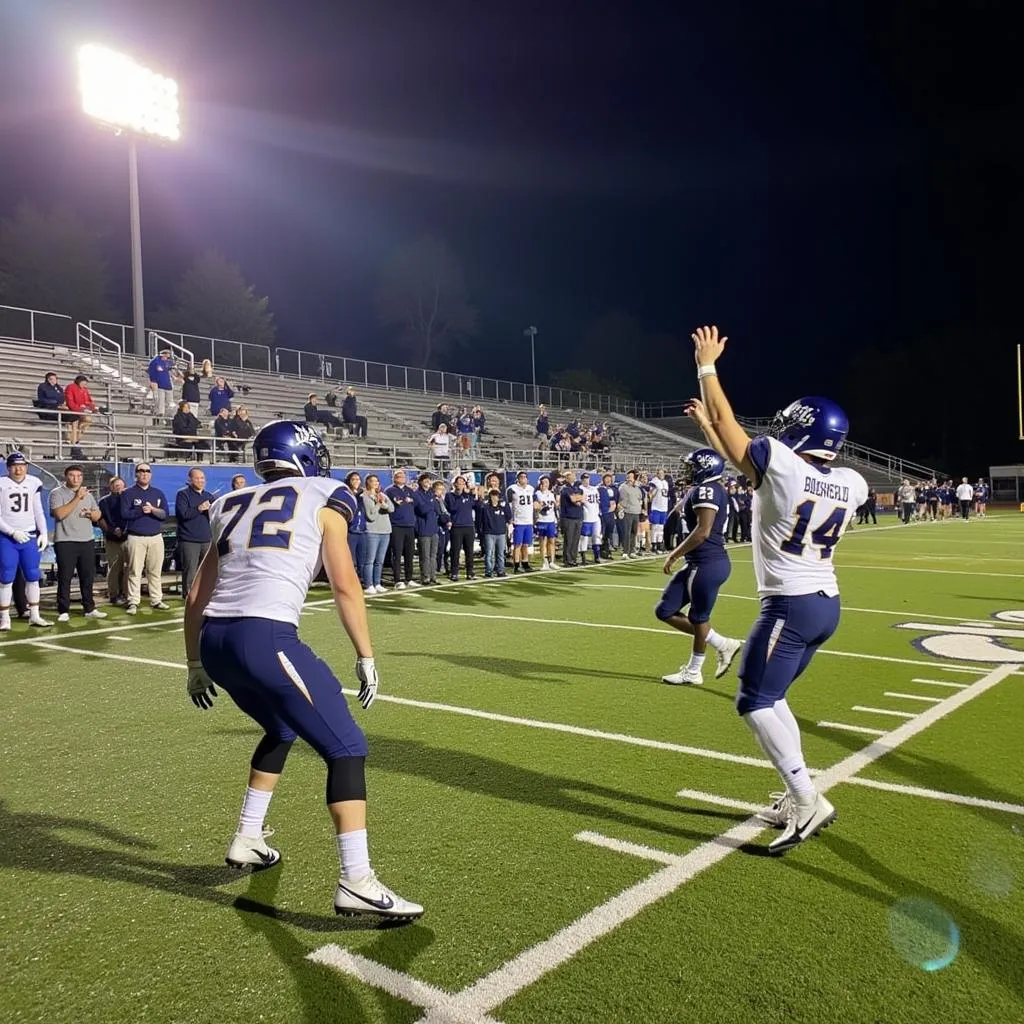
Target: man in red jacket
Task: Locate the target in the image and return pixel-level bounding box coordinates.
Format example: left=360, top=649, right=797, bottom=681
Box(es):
left=64, top=374, right=99, bottom=458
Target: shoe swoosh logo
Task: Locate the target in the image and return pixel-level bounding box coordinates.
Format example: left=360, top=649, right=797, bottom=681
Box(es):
left=253, top=848, right=276, bottom=863
left=338, top=884, right=394, bottom=911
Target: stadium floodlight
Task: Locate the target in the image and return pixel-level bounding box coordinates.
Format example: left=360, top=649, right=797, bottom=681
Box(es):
left=78, top=44, right=180, bottom=142
left=78, top=44, right=181, bottom=356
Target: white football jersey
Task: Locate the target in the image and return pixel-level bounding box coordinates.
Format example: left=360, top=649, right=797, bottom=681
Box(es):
left=508, top=483, right=535, bottom=525
left=581, top=485, right=600, bottom=522
left=0, top=475, right=45, bottom=534
left=751, top=437, right=868, bottom=598
left=204, top=476, right=351, bottom=626
left=535, top=490, right=557, bottom=523
left=649, top=477, right=670, bottom=512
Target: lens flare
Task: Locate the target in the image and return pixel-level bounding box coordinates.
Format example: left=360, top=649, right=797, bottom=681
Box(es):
left=888, top=899, right=959, bottom=972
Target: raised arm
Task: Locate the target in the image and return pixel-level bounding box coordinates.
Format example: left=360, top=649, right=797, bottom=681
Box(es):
left=688, top=325, right=756, bottom=482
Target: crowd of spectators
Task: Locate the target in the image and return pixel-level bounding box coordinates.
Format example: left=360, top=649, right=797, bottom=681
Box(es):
left=535, top=404, right=612, bottom=458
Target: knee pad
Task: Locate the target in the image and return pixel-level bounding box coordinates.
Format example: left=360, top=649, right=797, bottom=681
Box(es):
left=251, top=735, right=294, bottom=774
left=326, top=756, right=367, bottom=804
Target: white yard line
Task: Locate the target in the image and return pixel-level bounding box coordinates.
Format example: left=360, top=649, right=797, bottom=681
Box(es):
left=911, top=677, right=969, bottom=690
left=390, top=605, right=1000, bottom=674
left=0, top=615, right=184, bottom=648
left=816, top=721, right=887, bottom=737
left=727, top=558, right=1024, bottom=579
left=574, top=831, right=684, bottom=865
left=844, top=776, right=1024, bottom=816
left=675, top=790, right=764, bottom=814
left=883, top=691, right=944, bottom=704
left=850, top=705, right=918, bottom=719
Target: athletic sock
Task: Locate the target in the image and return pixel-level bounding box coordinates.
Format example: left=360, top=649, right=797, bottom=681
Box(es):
left=687, top=652, right=706, bottom=672
left=237, top=786, right=273, bottom=839
left=772, top=698, right=803, bottom=749
left=337, top=827, right=370, bottom=881
left=0, top=583, right=11, bottom=609
left=743, top=707, right=815, bottom=800
left=704, top=628, right=729, bottom=653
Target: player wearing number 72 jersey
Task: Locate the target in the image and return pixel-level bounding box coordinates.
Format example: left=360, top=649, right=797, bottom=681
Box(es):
left=687, top=325, right=867, bottom=855
left=183, top=420, right=422, bottom=919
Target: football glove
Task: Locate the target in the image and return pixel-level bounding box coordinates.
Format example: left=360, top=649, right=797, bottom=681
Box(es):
left=187, top=660, right=218, bottom=709
left=10, top=530, right=30, bottom=544
left=36, top=532, right=48, bottom=552
left=355, top=657, right=379, bottom=709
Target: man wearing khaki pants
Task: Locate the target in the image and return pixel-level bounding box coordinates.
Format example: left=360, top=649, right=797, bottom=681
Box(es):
left=120, top=463, right=170, bottom=614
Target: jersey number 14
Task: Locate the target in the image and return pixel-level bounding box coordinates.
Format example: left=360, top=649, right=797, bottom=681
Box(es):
left=781, top=499, right=844, bottom=559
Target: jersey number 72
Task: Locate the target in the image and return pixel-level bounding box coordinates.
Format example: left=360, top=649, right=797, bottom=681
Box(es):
left=781, top=499, right=845, bottom=559
left=216, top=485, right=298, bottom=556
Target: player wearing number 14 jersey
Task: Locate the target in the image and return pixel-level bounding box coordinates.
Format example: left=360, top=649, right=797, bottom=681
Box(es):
left=183, top=420, right=422, bottom=918
left=687, top=325, right=867, bottom=855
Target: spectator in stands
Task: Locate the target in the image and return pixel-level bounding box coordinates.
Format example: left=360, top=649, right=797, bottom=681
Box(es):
left=180, top=364, right=203, bottom=405
left=445, top=475, right=478, bottom=581
left=209, top=376, right=234, bottom=416
left=175, top=468, right=214, bottom=596
left=304, top=393, right=342, bottom=430
left=230, top=474, right=248, bottom=491
left=231, top=406, right=256, bottom=455
left=64, top=374, right=98, bottom=459
left=342, top=386, right=369, bottom=438
left=431, top=403, right=452, bottom=432
left=385, top=469, right=419, bottom=590
left=344, top=472, right=367, bottom=571
left=427, top=422, right=451, bottom=472
left=617, top=470, right=642, bottom=559
left=480, top=487, right=512, bottom=578
left=559, top=469, right=584, bottom=567
left=36, top=371, right=65, bottom=422
left=360, top=474, right=393, bottom=593
left=213, top=407, right=239, bottom=461
left=455, top=407, right=474, bottom=455
left=97, top=476, right=127, bottom=605
left=148, top=348, right=175, bottom=419
left=121, top=463, right=170, bottom=614
left=49, top=464, right=105, bottom=622
left=471, top=405, right=486, bottom=443
left=172, top=401, right=209, bottom=459
left=413, top=472, right=440, bottom=586
left=536, top=405, right=550, bottom=441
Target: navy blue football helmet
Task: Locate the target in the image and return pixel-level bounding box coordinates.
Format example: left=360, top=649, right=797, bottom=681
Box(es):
left=253, top=421, right=331, bottom=480
left=681, top=447, right=725, bottom=485
left=770, top=396, right=849, bottom=461
left=6, top=451, right=28, bottom=468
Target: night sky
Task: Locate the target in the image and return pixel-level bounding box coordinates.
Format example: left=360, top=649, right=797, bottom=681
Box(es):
left=1, top=1, right=1021, bottom=472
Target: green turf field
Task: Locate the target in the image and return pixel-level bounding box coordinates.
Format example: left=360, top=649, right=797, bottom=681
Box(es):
left=2, top=513, right=1023, bottom=1024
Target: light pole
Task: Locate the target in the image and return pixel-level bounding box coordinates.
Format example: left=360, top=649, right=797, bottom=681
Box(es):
left=524, top=326, right=538, bottom=406
left=78, top=44, right=181, bottom=357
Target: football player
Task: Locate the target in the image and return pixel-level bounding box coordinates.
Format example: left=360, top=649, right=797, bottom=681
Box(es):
left=183, top=421, right=422, bottom=919
left=507, top=471, right=536, bottom=573
left=647, top=469, right=670, bottom=553
left=0, top=453, right=51, bottom=630
left=658, top=449, right=743, bottom=685
left=579, top=472, right=603, bottom=564
left=533, top=476, right=559, bottom=570
left=687, top=325, right=868, bottom=855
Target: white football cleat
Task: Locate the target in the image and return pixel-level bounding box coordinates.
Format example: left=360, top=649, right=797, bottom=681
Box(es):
left=714, top=637, right=744, bottom=679
left=225, top=831, right=282, bottom=870
left=661, top=666, right=703, bottom=686
left=756, top=791, right=790, bottom=828
left=768, top=793, right=836, bottom=855
left=334, top=871, right=424, bottom=920
left=0, top=612, right=11, bottom=632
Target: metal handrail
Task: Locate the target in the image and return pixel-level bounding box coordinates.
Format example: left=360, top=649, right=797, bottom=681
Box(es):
left=75, top=322, right=124, bottom=386
left=148, top=330, right=195, bottom=369
left=0, top=304, right=74, bottom=345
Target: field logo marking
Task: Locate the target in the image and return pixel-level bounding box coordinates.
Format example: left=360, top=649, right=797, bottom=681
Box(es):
left=895, top=609, right=1024, bottom=663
